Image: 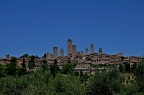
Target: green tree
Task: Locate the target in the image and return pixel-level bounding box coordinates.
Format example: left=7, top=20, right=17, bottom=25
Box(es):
left=0, top=76, right=29, bottom=95
left=47, top=74, right=86, bottom=95
left=119, top=63, right=125, bottom=73
left=0, top=68, right=51, bottom=95
left=131, top=63, right=137, bottom=73
left=11, top=57, right=17, bottom=64
left=0, top=65, right=4, bottom=77
left=62, top=63, right=74, bottom=74
left=24, top=53, right=28, bottom=57
left=28, top=55, right=35, bottom=69
left=54, top=59, right=57, bottom=65
left=16, top=68, right=27, bottom=76
left=41, top=60, right=48, bottom=71
left=124, top=62, right=130, bottom=73
left=74, top=72, right=79, bottom=76
left=31, top=55, right=35, bottom=63
left=22, top=69, right=51, bottom=94
left=120, top=56, right=125, bottom=63
left=28, top=62, right=35, bottom=69
left=92, top=64, right=99, bottom=68
left=4, top=57, right=17, bottom=76
left=22, top=57, right=26, bottom=68
left=118, top=84, right=139, bottom=95
left=82, top=73, right=89, bottom=83
left=135, top=61, right=144, bottom=93
left=87, top=68, right=123, bottom=95
left=50, top=60, right=59, bottom=77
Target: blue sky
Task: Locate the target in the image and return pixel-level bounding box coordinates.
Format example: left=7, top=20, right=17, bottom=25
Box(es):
left=0, top=0, right=144, bottom=57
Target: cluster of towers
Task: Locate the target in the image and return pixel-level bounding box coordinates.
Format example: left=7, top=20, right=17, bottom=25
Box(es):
left=67, top=39, right=96, bottom=56
left=85, top=43, right=95, bottom=55
left=52, top=47, right=64, bottom=59
left=47, top=38, right=103, bottom=59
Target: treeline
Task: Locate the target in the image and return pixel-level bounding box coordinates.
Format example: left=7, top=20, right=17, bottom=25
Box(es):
left=0, top=59, right=144, bottom=95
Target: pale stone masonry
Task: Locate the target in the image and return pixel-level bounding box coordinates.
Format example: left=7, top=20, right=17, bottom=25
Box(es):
left=46, top=52, right=53, bottom=59
left=53, top=47, right=58, bottom=59
left=60, top=48, right=64, bottom=57
left=67, top=39, right=73, bottom=55
left=117, top=53, right=123, bottom=57
left=81, top=51, right=84, bottom=55
left=72, top=45, right=77, bottom=56
left=0, top=38, right=143, bottom=72
left=85, top=48, right=89, bottom=55
left=90, top=43, right=94, bottom=54
left=99, top=48, right=103, bottom=55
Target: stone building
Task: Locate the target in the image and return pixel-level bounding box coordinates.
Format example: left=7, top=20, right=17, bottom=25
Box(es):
left=76, top=63, right=91, bottom=69
left=0, top=38, right=143, bottom=73
left=67, top=39, right=73, bottom=55
left=85, top=48, right=89, bottom=55
left=81, top=51, right=84, bottom=55
left=60, top=48, right=64, bottom=57
left=46, top=52, right=53, bottom=59
left=90, top=43, right=94, bottom=54
left=53, top=47, right=58, bottom=59
left=72, top=45, right=77, bottom=55
left=117, top=53, right=123, bottom=57
left=99, top=48, right=103, bottom=55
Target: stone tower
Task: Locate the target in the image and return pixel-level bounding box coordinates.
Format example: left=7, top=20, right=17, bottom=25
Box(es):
left=72, top=45, right=77, bottom=56
left=117, top=53, right=123, bottom=57
left=71, top=45, right=77, bottom=60
left=6, top=54, right=10, bottom=59
left=90, top=43, right=94, bottom=54
left=81, top=51, right=84, bottom=55
left=67, top=38, right=73, bottom=56
left=60, top=48, right=64, bottom=57
left=99, top=48, right=103, bottom=55
left=46, top=52, right=53, bottom=59
left=53, top=47, right=58, bottom=59
left=85, top=48, right=89, bottom=55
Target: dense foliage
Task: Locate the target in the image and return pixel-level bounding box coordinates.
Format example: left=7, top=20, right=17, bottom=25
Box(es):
left=0, top=60, right=144, bottom=95
left=87, top=68, right=123, bottom=95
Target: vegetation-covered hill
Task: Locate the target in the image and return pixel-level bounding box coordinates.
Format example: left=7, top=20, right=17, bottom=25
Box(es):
left=0, top=60, right=144, bottom=95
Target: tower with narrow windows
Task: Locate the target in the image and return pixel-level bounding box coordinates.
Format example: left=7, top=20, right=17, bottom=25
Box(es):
left=67, top=39, right=73, bottom=56
left=60, top=48, right=64, bottom=57
left=81, top=51, right=84, bottom=55
left=71, top=45, right=77, bottom=60
left=72, top=45, right=77, bottom=56
left=46, top=52, right=53, bottom=59
left=53, top=47, right=58, bottom=59
left=85, top=48, right=89, bottom=55
left=90, top=43, right=94, bottom=54
left=99, top=48, right=103, bottom=55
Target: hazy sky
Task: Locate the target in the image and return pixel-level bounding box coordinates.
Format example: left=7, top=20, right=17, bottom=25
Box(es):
left=0, top=0, right=144, bottom=57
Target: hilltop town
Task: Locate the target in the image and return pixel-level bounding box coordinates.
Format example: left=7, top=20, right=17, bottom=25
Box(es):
left=0, top=38, right=143, bottom=73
